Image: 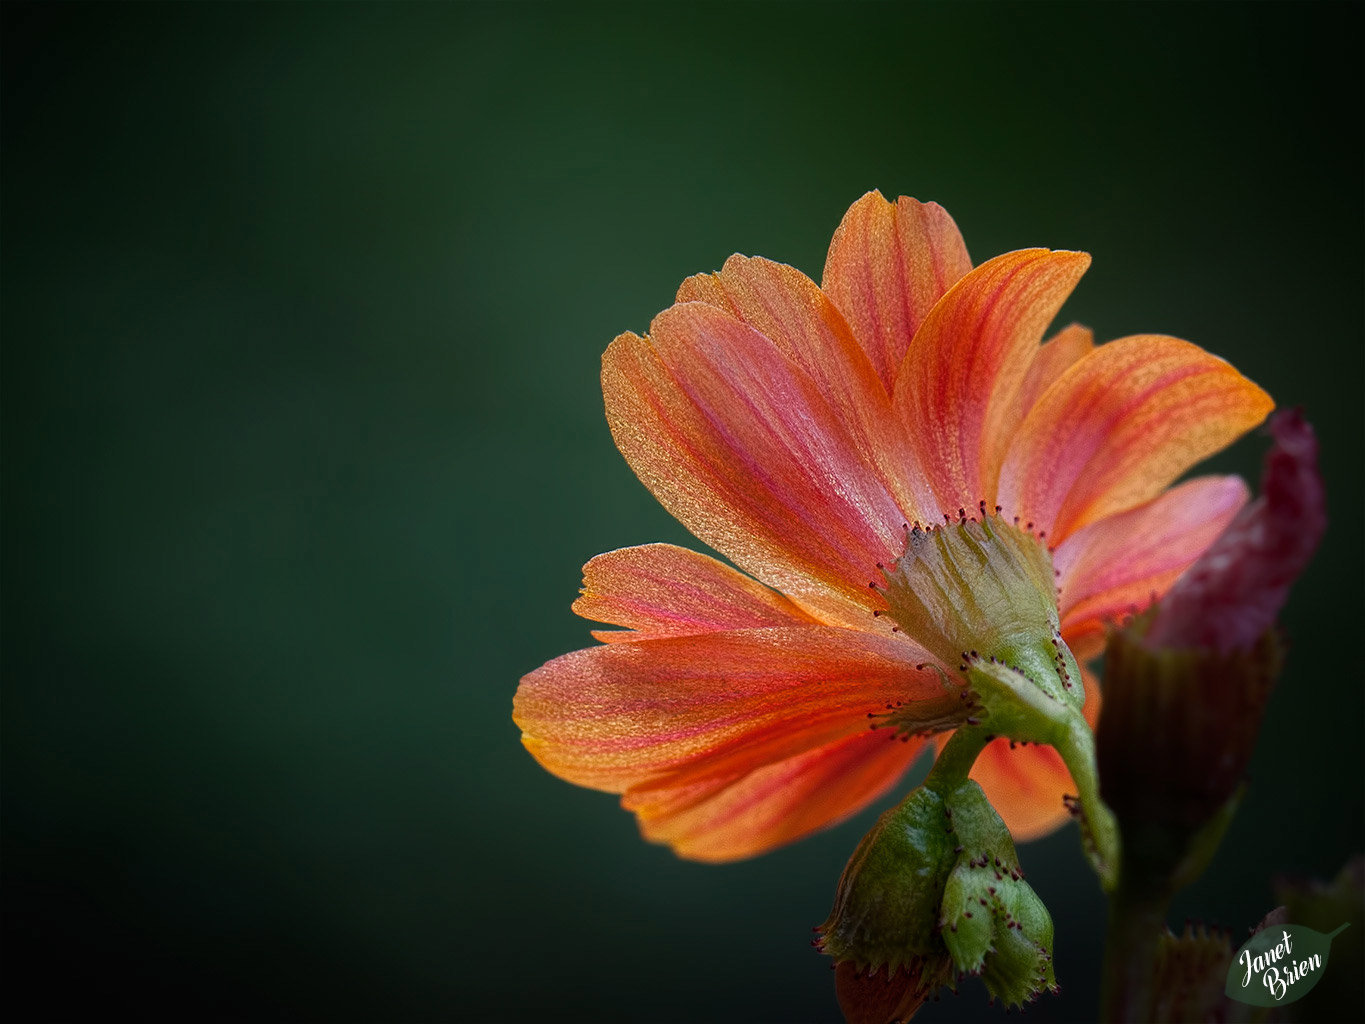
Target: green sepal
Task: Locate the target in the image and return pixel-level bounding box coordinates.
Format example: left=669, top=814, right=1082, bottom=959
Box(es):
left=939, top=864, right=993, bottom=975
left=980, top=885, right=1056, bottom=1008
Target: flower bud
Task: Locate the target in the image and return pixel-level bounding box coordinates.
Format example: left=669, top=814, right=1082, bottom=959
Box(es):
left=818, top=777, right=1058, bottom=1020
left=817, top=786, right=955, bottom=978
left=1097, top=410, right=1324, bottom=891
left=1098, top=623, right=1281, bottom=885
left=935, top=780, right=1058, bottom=1007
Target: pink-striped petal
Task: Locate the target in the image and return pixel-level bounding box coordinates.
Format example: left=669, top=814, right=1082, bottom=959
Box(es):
left=1014, top=323, right=1095, bottom=424
left=996, top=335, right=1273, bottom=542
left=821, top=191, right=973, bottom=392
left=893, top=249, right=1092, bottom=515
left=676, top=255, right=938, bottom=525
left=677, top=254, right=889, bottom=407
left=513, top=626, right=956, bottom=794
left=603, top=303, right=909, bottom=626
left=624, top=728, right=928, bottom=862
left=573, top=543, right=817, bottom=643
left=1054, top=476, right=1249, bottom=656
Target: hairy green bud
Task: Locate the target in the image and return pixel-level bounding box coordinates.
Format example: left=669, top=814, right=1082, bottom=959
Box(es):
left=818, top=775, right=1058, bottom=1018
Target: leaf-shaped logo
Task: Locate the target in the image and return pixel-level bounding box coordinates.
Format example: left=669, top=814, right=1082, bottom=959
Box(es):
left=1225, top=922, right=1349, bottom=1006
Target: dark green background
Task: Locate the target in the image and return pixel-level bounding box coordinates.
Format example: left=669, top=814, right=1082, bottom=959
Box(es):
left=3, top=3, right=1361, bottom=1021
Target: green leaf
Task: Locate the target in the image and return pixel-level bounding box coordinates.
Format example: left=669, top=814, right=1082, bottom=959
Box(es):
left=1224, top=922, right=1349, bottom=1007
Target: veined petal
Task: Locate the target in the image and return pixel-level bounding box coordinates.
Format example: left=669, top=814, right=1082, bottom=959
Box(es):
left=996, top=335, right=1273, bottom=541
left=603, top=303, right=908, bottom=626
left=513, top=626, right=958, bottom=794
left=893, top=250, right=1092, bottom=514
left=573, top=543, right=817, bottom=643
left=1013, top=323, right=1094, bottom=424
left=677, top=255, right=937, bottom=525
left=965, top=665, right=1101, bottom=840
left=677, top=254, right=888, bottom=407
left=821, top=191, right=973, bottom=392
left=1054, top=476, right=1249, bottom=656
left=624, top=728, right=928, bottom=862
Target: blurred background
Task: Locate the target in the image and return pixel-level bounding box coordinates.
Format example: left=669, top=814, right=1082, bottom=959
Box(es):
left=3, top=3, right=1361, bottom=1021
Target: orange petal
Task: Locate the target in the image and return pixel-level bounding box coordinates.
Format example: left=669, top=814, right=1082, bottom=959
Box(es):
left=996, top=335, right=1274, bottom=542
left=1014, top=323, right=1095, bottom=423
left=513, top=626, right=954, bottom=795
left=678, top=254, right=888, bottom=405
left=624, top=728, right=928, bottom=862
left=892, top=249, right=1092, bottom=514
left=677, top=256, right=938, bottom=538
left=572, top=543, right=817, bottom=643
left=603, top=304, right=908, bottom=626
left=1054, top=476, right=1249, bottom=655
left=821, top=191, right=973, bottom=392
left=966, top=665, right=1101, bottom=840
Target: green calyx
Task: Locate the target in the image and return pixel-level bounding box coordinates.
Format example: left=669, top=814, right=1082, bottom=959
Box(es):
left=880, top=513, right=1075, bottom=706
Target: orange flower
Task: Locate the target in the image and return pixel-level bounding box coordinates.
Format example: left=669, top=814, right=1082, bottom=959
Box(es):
left=513, top=191, right=1272, bottom=862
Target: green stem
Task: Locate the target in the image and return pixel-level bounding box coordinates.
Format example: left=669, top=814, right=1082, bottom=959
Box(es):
left=962, top=658, right=1119, bottom=889
left=923, top=725, right=990, bottom=790
left=1100, top=878, right=1172, bottom=1023
left=1054, top=716, right=1120, bottom=890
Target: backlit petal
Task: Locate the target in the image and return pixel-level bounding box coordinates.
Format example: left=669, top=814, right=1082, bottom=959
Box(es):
left=1014, top=323, right=1095, bottom=423
left=1054, top=476, right=1249, bottom=656
left=624, top=728, right=928, bottom=862
left=513, top=626, right=956, bottom=794
left=572, top=543, right=817, bottom=643
left=677, top=255, right=937, bottom=524
left=966, top=665, right=1101, bottom=840
left=603, top=303, right=908, bottom=626
left=822, top=191, right=973, bottom=392
left=996, top=335, right=1273, bottom=541
left=893, top=249, right=1092, bottom=513
left=677, top=254, right=887, bottom=407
